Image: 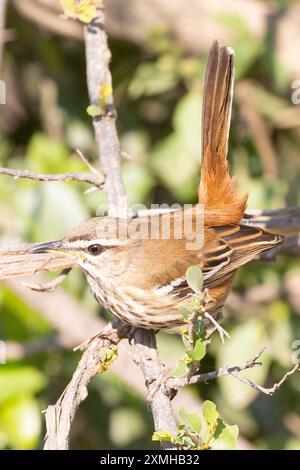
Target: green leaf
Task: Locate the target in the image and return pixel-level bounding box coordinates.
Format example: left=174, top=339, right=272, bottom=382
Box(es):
left=211, top=424, right=239, bottom=450
left=175, top=434, right=196, bottom=449
left=188, top=338, right=206, bottom=361
left=152, top=430, right=173, bottom=442
left=186, top=266, right=203, bottom=293
left=99, top=346, right=118, bottom=372
left=98, top=83, right=113, bottom=109
left=60, top=0, right=97, bottom=24
left=202, top=400, right=218, bottom=427
left=170, top=359, right=188, bottom=378
left=77, top=0, right=97, bottom=24
left=86, top=104, right=102, bottom=117
left=179, top=408, right=202, bottom=434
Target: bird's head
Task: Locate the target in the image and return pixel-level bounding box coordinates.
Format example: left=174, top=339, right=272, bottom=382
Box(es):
left=30, top=217, right=132, bottom=279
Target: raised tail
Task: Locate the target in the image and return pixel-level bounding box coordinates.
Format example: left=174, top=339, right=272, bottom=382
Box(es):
left=199, top=41, right=247, bottom=225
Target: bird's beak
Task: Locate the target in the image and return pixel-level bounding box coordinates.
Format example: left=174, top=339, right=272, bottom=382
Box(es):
left=30, top=240, right=64, bottom=254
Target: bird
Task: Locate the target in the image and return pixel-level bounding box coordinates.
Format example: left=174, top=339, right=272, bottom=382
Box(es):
left=2, top=41, right=284, bottom=331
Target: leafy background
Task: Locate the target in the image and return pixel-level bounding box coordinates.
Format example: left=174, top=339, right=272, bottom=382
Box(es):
left=0, top=0, right=300, bottom=449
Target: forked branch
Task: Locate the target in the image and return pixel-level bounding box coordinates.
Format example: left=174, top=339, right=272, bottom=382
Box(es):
left=168, top=347, right=299, bottom=395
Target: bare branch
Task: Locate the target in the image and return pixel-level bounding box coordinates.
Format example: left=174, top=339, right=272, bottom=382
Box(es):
left=22, top=268, right=72, bottom=292
left=133, top=330, right=178, bottom=450
left=0, top=166, right=105, bottom=190
left=44, top=320, right=130, bottom=450
left=229, top=364, right=299, bottom=395
left=168, top=347, right=299, bottom=396
left=84, top=5, right=127, bottom=218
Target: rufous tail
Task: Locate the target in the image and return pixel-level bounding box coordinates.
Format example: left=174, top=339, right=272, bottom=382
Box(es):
left=199, top=41, right=247, bottom=225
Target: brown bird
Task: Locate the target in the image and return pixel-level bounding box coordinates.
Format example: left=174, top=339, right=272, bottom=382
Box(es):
left=0, top=42, right=284, bottom=331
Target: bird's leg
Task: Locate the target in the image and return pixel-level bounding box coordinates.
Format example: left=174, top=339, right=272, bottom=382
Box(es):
left=127, top=327, right=138, bottom=344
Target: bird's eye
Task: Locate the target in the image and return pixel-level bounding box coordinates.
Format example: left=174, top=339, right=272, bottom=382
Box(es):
left=88, top=244, right=102, bottom=256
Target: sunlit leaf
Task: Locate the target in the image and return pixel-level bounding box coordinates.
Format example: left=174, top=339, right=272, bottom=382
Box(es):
left=211, top=424, right=239, bottom=450
left=202, top=400, right=218, bottom=428
left=186, top=266, right=203, bottom=293
left=98, top=83, right=113, bottom=108
left=77, top=0, right=97, bottom=24
left=188, top=338, right=206, bottom=361
left=152, top=430, right=173, bottom=442
left=86, top=104, right=102, bottom=117
left=179, top=408, right=202, bottom=434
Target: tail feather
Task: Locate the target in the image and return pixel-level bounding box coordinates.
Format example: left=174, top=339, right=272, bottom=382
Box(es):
left=199, top=41, right=247, bottom=224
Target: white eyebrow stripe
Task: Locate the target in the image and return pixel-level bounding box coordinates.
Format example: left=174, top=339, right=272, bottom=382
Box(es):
left=64, top=239, right=123, bottom=249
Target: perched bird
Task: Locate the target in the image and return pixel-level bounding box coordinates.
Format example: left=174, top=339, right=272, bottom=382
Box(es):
left=0, top=42, right=284, bottom=331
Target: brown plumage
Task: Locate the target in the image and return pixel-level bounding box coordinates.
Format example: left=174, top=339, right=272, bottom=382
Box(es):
left=0, top=41, right=284, bottom=330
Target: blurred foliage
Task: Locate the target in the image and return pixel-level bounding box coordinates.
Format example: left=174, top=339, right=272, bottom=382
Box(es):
left=0, top=0, right=300, bottom=450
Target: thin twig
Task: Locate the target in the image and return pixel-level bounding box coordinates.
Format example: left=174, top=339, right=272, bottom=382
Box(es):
left=0, top=166, right=104, bottom=189
left=22, top=268, right=72, bottom=292
left=168, top=347, right=299, bottom=395
left=229, top=364, right=299, bottom=395
left=203, top=310, right=230, bottom=344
